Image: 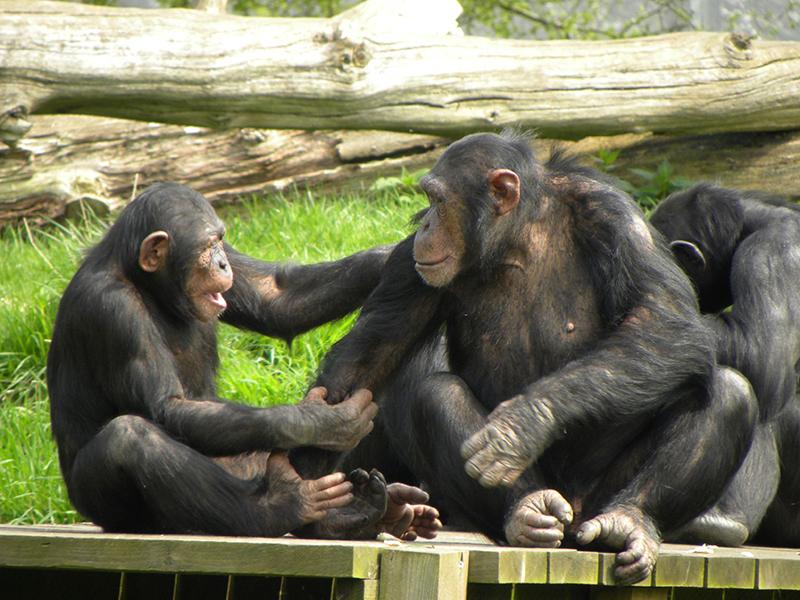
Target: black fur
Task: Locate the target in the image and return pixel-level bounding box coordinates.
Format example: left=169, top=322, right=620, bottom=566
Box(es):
left=652, top=184, right=800, bottom=544
left=304, top=133, right=756, bottom=559
left=47, top=182, right=389, bottom=535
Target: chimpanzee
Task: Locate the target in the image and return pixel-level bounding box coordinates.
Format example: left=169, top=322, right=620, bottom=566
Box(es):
left=47, top=182, right=440, bottom=540
left=304, top=132, right=757, bottom=584
left=651, top=184, right=800, bottom=546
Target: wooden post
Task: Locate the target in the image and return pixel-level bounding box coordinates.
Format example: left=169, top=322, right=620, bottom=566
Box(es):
left=378, top=547, right=468, bottom=600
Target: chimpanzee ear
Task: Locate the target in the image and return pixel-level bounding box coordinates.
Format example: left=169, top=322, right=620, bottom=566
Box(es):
left=139, top=231, right=170, bottom=273
left=488, top=169, right=520, bottom=216
left=669, top=240, right=707, bottom=270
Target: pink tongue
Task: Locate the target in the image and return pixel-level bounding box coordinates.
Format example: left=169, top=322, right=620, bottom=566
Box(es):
left=209, top=292, right=227, bottom=310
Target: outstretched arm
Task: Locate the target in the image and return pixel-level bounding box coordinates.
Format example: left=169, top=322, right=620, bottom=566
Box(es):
left=290, top=237, right=445, bottom=478
left=96, top=292, right=378, bottom=456
left=314, top=236, right=446, bottom=404
left=221, top=243, right=394, bottom=341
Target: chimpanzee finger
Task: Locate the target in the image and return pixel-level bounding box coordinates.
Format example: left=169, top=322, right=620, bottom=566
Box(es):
left=309, top=472, right=348, bottom=493
left=345, top=388, right=374, bottom=410
left=369, top=469, right=387, bottom=486
left=477, top=462, right=513, bottom=488
left=575, top=518, right=603, bottom=545
left=523, top=511, right=560, bottom=530
left=387, top=482, right=430, bottom=505
left=544, top=492, right=574, bottom=526
left=348, top=468, right=370, bottom=486
left=302, top=386, right=328, bottom=405
left=515, top=530, right=562, bottom=548
left=311, top=479, right=353, bottom=502
left=460, top=430, right=486, bottom=461
left=479, top=461, right=523, bottom=488
left=314, top=491, right=355, bottom=511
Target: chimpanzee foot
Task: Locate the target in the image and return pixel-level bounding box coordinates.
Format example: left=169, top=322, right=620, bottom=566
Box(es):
left=381, top=483, right=442, bottom=541
left=296, top=468, right=388, bottom=540
left=505, top=489, right=573, bottom=548
left=667, top=508, right=749, bottom=546
left=576, top=507, right=660, bottom=585
left=259, top=452, right=353, bottom=536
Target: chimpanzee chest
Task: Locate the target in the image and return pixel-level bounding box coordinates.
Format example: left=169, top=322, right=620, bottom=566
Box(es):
left=446, top=272, right=603, bottom=408
left=167, top=323, right=219, bottom=398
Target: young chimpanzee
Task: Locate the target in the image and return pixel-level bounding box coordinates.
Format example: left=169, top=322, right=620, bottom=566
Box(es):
left=307, top=132, right=757, bottom=584
left=651, top=184, right=800, bottom=546
left=47, top=182, right=440, bottom=540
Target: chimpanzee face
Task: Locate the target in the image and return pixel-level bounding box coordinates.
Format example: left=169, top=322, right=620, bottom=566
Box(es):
left=413, top=164, right=521, bottom=289
left=185, top=231, right=233, bottom=322
left=413, top=174, right=468, bottom=288
left=138, top=225, right=233, bottom=323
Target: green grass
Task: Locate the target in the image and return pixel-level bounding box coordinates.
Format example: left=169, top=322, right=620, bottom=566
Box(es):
left=0, top=188, right=425, bottom=524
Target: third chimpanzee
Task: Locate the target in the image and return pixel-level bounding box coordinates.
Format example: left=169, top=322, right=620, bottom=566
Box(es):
left=651, top=184, right=800, bottom=546
left=47, top=182, right=440, bottom=540
left=302, top=131, right=757, bottom=584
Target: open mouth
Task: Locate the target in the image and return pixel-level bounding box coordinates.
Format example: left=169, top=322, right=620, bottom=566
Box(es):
left=206, top=291, right=228, bottom=312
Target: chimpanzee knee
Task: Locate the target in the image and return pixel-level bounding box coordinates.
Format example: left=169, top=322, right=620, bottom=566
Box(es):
left=713, top=366, right=758, bottom=437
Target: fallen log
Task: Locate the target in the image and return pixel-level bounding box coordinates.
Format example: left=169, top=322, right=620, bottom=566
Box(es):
left=2, top=115, right=797, bottom=225
left=0, top=116, right=447, bottom=224
left=2, top=0, right=800, bottom=142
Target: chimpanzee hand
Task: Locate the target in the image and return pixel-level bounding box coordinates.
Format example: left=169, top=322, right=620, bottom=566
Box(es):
left=296, top=387, right=378, bottom=451
left=380, top=482, right=442, bottom=541
left=505, top=489, right=573, bottom=547
left=460, top=396, right=555, bottom=487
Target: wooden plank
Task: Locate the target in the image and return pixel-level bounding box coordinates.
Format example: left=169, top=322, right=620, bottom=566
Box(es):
left=379, top=548, right=468, bottom=600
left=549, top=550, right=600, bottom=585
left=757, top=550, right=800, bottom=590
left=0, top=529, right=380, bottom=579
left=705, top=549, right=757, bottom=589
left=653, top=550, right=706, bottom=588
left=467, top=548, right=547, bottom=584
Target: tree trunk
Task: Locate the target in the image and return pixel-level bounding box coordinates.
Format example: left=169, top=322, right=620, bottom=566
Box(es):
left=2, top=0, right=800, bottom=143
left=3, top=114, right=798, bottom=225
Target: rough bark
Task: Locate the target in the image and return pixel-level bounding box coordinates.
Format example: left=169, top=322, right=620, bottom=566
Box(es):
left=0, top=116, right=446, bottom=224
left=2, top=114, right=797, bottom=225
left=2, top=0, right=800, bottom=142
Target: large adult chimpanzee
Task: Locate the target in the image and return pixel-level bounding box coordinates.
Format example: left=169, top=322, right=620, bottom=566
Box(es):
left=306, top=132, right=757, bottom=584
left=651, top=184, right=800, bottom=546
left=47, top=182, right=440, bottom=540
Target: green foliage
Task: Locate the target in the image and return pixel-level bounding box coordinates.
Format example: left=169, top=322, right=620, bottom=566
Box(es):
left=228, top=0, right=358, bottom=17
left=593, top=151, right=692, bottom=212
left=0, top=190, right=424, bottom=524
left=458, top=0, right=800, bottom=40
left=67, top=0, right=800, bottom=40
left=368, top=168, right=428, bottom=196
left=622, top=161, right=693, bottom=212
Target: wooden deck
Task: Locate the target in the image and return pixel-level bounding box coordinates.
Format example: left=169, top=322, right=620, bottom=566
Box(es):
left=1, top=525, right=799, bottom=600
